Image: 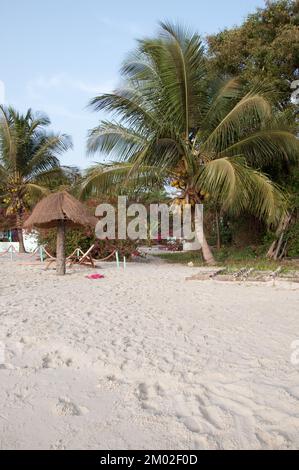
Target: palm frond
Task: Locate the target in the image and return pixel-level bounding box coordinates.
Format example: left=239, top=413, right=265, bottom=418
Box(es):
left=89, top=89, right=158, bottom=131
left=80, top=162, right=166, bottom=200
left=87, top=121, right=147, bottom=159
left=197, top=77, right=242, bottom=140
left=221, top=130, right=299, bottom=166
left=26, top=133, right=72, bottom=176
left=158, top=21, right=206, bottom=135
left=202, top=92, right=272, bottom=153
left=86, top=21, right=297, bottom=227
left=196, top=157, right=286, bottom=223
left=25, top=183, right=50, bottom=204
left=0, top=105, right=17, bottom=169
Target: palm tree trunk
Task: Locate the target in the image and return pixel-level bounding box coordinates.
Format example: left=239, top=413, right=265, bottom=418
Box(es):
left=201, top=230, right=216, bottom=265
left=16, top=209, right=26, bottom=253
left=194, top=208, right=216, bottom=265
left=267, top=214, right=292, bottom=259
left=56, top=220, right=66, bottom=275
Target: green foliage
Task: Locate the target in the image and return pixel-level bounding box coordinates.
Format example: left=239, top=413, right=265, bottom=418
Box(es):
left=287, top=168, right=299, bottom=209
left=155, top=251, right=203, bottom=265
left=38, top=228, right=94, bottom=256
left=85, top=22, right=299, bottom=229
left=287, top=221, right=299, bottom=256
left=156, top=246, right=299, bottom=271
left=37, top=227, right=139, bottom=260
left=262, top=229, right=277, bottom=247
left=215, top=245, right=258, bottom=262
left=0, top=106, right=72, bottom=220
left=207, top=0, right=299, bottom=109
left=155, top=247, right=260, bottom=266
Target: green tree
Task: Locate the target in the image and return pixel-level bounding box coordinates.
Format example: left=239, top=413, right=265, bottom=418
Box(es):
left=0, top=106, right=72, bottom=252
left=207, top=0, right=299, bottom=109
left=84, top=23, right=299, bottom=264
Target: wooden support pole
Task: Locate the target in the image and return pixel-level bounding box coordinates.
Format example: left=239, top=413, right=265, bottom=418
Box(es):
left=56, top=220, right=66, bottom=275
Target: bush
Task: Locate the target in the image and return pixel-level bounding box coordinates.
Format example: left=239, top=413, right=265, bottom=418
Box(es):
left=287, top=221, right=299, bottom=257
left=37, top=227, right=139, bottom=260
left=215, top=245, right=258, bottom=263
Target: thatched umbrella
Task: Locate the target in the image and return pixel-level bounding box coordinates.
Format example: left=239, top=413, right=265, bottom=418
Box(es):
left=24, top=191, right=97, bottom=275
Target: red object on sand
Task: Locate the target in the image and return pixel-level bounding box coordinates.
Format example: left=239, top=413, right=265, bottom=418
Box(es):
left=86, top=273, right=105, bottom=279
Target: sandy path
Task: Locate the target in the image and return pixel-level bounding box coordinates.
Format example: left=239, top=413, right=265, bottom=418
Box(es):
left=0, top=260, right=299, bottom=449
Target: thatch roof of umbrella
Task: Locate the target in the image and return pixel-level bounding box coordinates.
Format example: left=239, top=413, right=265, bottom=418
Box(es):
left=24, top=191, right=98, bottom=276
left=23, top=191, right=97, bottom=229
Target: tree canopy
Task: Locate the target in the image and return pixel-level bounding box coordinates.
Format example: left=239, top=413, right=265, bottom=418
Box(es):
left=207, top=0, right=299, bottom=109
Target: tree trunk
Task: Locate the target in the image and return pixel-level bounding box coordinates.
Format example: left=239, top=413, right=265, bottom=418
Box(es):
left=267, top=240, right=277, bottom=259
left=194, top=201, right=216, bottom=265
left=201, top=230, right=216, bottom=265
left=56, top=220, right=66, bottom=275
left=267, top=214, right=292, bottom=259
left=16, top=209, right=26, bottom=253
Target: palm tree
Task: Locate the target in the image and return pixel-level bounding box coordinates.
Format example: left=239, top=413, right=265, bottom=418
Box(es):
left=0, top=106, right=72, bottom=252
left=85, top=23, right=299, bottom=264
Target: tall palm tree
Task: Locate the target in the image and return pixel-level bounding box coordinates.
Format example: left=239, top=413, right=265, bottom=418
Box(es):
left=0, top=106, right=72, bottom=252
left=85, top=23, right=299, bottom=264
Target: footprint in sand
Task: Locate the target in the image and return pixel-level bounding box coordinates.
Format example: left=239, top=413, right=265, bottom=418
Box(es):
left=50, top=439, right=66, bottom=450
left=42, top=352, right=74, bottom=369
left=54, top=397, right=89, bottom=417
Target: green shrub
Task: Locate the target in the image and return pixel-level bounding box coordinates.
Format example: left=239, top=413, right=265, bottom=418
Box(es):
left=37, top=227, right=139, bottom=260
left=287, top=221, right=299, bottom=257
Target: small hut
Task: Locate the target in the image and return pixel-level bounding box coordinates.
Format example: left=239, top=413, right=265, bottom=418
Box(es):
left=24, top=191, right=97, bottom=275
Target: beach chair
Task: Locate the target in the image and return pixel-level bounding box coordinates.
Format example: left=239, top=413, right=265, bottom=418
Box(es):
left=68, top=246, right=117, bottom=267
left=44, top=245, right=94, bottom=270
left=68, top=244, right=96, bottom=268
left=45, top=245, right=116, bottom=270
left=0, top=243, right=18, bottom=259
left=44, top=247, right=59, bottom=270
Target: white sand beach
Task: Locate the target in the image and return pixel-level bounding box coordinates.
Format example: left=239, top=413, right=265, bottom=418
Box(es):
left=0, top=259, right=299, bottom=450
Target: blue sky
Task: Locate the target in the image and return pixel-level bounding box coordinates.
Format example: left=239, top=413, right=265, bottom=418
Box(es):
left=0, top=0, right=265, bottom=169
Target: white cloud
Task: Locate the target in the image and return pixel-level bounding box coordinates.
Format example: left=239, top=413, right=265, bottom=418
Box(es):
left=25, top=74, right=116, bottom=123
left=27, top=74, right=114, bottom=99
left=41, top=104, right=90, bottom=121
left=0, top=80, right=5, bottom=104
